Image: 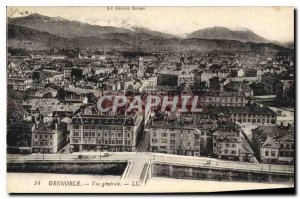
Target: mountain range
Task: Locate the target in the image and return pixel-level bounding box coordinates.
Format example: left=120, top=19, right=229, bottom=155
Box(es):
left=7, top=13, right=293, bottom=52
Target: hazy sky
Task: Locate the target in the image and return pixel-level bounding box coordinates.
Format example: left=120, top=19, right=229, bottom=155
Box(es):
left=7, top=7, right=294, bottom=42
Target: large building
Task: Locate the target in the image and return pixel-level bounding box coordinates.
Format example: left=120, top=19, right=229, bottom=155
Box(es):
left=251, top=125, right=294, bottom=164
left=212, top=124, right=256, bottom=163
left=200, top=70, right=229, bottom=82
left=147, top=118, right=202, bottom=156
left=142, top=56, right=157, bottom=63
left=259, top=136, right=279, bottom=164
left=200, top=91, right=247, bottom=107
left=69, top=111, right=143, bottom=152
left=32, top=121, right=68, bottom=153
left=195, top=106, right=277, bottom=125
left=178, top=73, right=195, bottom=86
left=7, top=77, right=32, bottom=91
left=141, top=86, right=178, bottom=96
left=278, top=134, right=294, bottom=164
left=63, top=66, right=72, bottom=79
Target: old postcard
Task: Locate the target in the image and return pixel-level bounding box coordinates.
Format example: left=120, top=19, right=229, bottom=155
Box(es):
left=6, top=6, right=294, bottom=193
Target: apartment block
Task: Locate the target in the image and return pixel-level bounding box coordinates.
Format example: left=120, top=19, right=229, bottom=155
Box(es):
left=147, top=118, right=202, bottom=156
left=69, top=112, right=143, bottom=152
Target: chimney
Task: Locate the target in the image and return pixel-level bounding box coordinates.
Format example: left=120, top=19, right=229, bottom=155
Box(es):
left=36, top=121, right=40, bottom=128
left=220, top=83, right=224, bottom=92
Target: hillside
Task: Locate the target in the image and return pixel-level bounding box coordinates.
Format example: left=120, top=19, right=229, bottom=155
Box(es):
left=186, top=27, right=269, bottom=44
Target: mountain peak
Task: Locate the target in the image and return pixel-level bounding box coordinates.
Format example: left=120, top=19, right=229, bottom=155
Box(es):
left=23, top=13, right=49, bottom=20
left=229, top=27, right=250, bottom=32
left=10, top=13, right=69, bottom=22
left=94, top=19, right=146, bottom=31
left=187, top=26, right=269, bottom=43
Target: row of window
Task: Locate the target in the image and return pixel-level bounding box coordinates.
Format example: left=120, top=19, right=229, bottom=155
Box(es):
left=202, top=97, right=245, bottom=103
left=73, top=125, right=133, bottom=131
left=204, top=103, right=244, bottom=107
left=151, top=146, right=199, bottom=155
left=264, top=150, right=277, bottom=157
left=152, top=139, right=200, bottom=146
left=34, top=141, right=53, bottom=146
left=71, top=138, right=131, bottom=145
left=218, top=149, right=237, bottom=155
left=72, top=131, right=131, bottom=138
left=33, top=148, right=53, bottom=153
left=34, top=134, right=53, bottom=140
left=233, top=114, right=275, bottom=118
left=215, top=143, right=237, bottom=148
left=152, top=138, right=167, bottom=144
left=280, top=143, right=294, bottom=149
left=279, top=150, right=294, bottom=157
left=152, top=130, right=193, bottom=137
left=234, top=118, right=272, bottom=123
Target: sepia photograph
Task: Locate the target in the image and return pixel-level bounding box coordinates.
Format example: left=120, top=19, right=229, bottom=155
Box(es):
left=5, top=6, right=295, bottom=193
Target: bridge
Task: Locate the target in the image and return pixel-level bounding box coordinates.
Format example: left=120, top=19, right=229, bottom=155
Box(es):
left=7, top=152, right=294, bottom=186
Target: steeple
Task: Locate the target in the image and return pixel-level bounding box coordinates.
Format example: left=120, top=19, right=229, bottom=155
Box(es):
left=137, top=57, right=144, bottom=78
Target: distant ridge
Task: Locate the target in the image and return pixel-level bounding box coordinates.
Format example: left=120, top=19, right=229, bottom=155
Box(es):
left=186, top=26, right=270, bottom=44
left=8, top=13, right=177, bottom=39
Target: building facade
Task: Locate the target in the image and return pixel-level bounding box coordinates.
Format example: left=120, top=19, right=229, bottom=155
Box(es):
left=251, top=126, right=294, bottom=164
left=148, top=125, right=202, bottom=156
left=260, top=136, right=279, bottom=164
left=278, top=134, right=294, bottom=164
left=212, top=125, right=256, bottom=163
left=32, top=122, right=68, bottom=154
left=69, top=113, right=143, bottom=152
left=200, top=92, right=247, bottom=107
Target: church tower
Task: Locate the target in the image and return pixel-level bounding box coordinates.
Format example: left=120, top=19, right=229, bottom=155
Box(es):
left=137, top=57, right=144, bottom=78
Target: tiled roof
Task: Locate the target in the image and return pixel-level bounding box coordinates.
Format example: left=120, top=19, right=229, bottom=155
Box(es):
left=224, top=81, right=252, bottom=92
left=251, top=125, right=293, bottom=148
left=52, top=105, right=79, bottom=113
left=213, top=125, right=241, bottom=142
left=261, top=135, right=279, bottom=148
left=252, top=126, right=291, bottom=138
left=71, top=113, right=141, bottom=127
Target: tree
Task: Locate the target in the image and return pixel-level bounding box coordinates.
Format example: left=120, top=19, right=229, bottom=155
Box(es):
left=230, top=69, right=238, bottom=77
left=7, top=97, right=26, bottom=125
left=71, top=68, right=83, bottom=81
left=32, top=71, right=41, bottom=81
left=57, top=88, right=67, bottom=101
